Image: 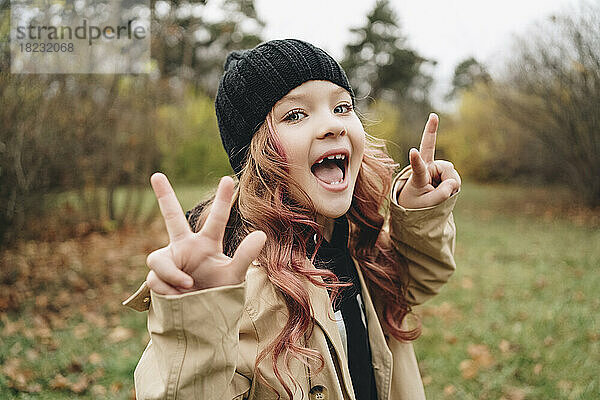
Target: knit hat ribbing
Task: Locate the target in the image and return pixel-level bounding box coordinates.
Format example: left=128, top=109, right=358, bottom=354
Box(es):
left=215, top=39, right=355, bottom=175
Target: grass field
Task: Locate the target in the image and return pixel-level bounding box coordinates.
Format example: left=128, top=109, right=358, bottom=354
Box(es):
left=415, top=183, right=599, bottom=399
left=0, top=181, right=598, bottom=399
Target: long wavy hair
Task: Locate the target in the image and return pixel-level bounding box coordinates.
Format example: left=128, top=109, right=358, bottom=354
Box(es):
left=187, top=111, right=421, bottom=399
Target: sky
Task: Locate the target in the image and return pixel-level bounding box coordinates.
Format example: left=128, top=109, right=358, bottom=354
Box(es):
left=254, top=0, right=583, bottom=109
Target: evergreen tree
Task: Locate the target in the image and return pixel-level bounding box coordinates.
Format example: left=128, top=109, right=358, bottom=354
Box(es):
left=341, top=0, right=434, bottom=105
left=447, top=56, right=491, bottom=100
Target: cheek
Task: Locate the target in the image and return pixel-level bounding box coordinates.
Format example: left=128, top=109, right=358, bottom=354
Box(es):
left=277, top=137, right=313, bottom=192
left=285, top=148, right=309, bottom=176
left=277, top=133, right=306, bottom=169
left=351, top=132, right=366, bottom=172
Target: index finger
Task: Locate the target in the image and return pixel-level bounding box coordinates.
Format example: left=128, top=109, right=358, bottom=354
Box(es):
left=419, top=113, right=438, bottom=164
left=150, top=172, right=191, bottom=243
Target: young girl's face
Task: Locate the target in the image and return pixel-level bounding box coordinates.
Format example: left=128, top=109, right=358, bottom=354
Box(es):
left=271, top=80, right=365, bottom=220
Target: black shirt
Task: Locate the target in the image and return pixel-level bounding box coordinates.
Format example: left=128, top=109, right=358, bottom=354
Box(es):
left=306, top=216, right=378, bottom=400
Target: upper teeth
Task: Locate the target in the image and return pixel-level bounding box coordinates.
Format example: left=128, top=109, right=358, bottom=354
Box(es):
left=315, top=154, right=346, bottom=164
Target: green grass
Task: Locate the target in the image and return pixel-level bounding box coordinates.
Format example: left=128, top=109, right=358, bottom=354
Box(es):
left=414, top=183, right=600, bottom=399
left=1, top=181, right=598, bottom=398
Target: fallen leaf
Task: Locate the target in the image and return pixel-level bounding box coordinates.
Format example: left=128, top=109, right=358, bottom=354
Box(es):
left=89, top=352, right=103, bottom=365
left=110, top=381, right=124, bottom=393
left=49, top=374, right=69, bottom=390
left=459, top=359, right=478, bottom=379
left=443, top=384, right=456, bottom=396
left=108, top=326, right=133, bottom=343
left=504, top=387, right=526, bottom=400
left=444, top=333, right=457, bottom=344
left=25, top=383, right=42, bottom=393
left=499, top=339, right=511, bottom=353
left=85, top=312, right=107, bottom=328
left=467, top=343, right=495, bottom=368
left=70, top=376, right=89, bottom=393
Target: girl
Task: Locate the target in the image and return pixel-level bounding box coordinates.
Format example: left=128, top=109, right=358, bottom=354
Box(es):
left=124, top=39, right=461, bottom=400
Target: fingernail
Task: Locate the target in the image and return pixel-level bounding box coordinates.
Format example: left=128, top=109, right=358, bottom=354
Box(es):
left=429, top=112, right=436, bottom=120
left=184, top=278, right=194, bottom=287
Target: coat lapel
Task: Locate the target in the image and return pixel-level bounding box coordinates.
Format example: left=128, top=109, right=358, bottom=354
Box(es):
left=303, top=257, right=394, bottom=400
left=302, top=265, right=357, bottom=399
left=352, top=255, right=393, bottom=400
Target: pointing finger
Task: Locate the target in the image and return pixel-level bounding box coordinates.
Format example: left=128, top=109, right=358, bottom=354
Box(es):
left=419, top=113, right=438, bottom=164
left=151, top=172, right=191, bottom=243
left=409, top=148, right=429, bottom=188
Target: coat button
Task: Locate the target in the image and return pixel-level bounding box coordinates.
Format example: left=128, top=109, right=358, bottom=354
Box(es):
left=309, top=385, right=328, bottom=400
left=142, top=296, right=150, bottom=303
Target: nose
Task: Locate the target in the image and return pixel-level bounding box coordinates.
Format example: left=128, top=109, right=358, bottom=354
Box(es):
left=316, top=116, right=346, bottom=139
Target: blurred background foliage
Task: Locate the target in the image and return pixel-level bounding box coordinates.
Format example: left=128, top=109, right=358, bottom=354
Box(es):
left=1, top=0, right=598, bottom=245
left=0, top=0, right=599, bottom=398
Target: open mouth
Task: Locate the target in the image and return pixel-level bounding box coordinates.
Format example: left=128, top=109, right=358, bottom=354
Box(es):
left=310, top=153, right=348, bottom=186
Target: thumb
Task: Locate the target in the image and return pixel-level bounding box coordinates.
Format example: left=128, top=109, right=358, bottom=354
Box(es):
left=230, top=230, right=267, bottom=279
left=408, top=148, right=429, bottom=188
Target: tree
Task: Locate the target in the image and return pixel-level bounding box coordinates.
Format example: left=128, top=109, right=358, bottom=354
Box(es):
left=151, top=0, right=264, bottom=93
left=494, top=4, right=600, bottom=207
left=341, top=0, right=434, bottom=106
left=447, top=57, right=491, bottom=100
left=439, top=82, right=559, bottom=184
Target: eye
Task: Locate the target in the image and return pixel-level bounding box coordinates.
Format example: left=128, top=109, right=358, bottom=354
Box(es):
left=334, top=103, right=353, bottom=114
left=283, top=109, right=307, bottom=122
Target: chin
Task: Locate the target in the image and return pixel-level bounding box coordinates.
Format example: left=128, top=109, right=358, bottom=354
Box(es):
left=315, top=198, right=352, bottom=219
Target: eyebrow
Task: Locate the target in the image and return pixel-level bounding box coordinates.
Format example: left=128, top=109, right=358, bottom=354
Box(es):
left=274, top=85, right=350, bottom=108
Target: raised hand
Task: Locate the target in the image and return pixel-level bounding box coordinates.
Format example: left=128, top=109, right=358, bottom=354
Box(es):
left=397, top=113, right=461, bottom=209
left=145, top=174, right=267, bottom=295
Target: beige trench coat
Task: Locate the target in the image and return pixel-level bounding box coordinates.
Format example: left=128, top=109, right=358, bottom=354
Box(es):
left=123, top=166, right=459, bottom=400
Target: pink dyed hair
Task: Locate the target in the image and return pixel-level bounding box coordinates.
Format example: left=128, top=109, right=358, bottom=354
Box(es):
left=187, top=111, right=420, bottom=399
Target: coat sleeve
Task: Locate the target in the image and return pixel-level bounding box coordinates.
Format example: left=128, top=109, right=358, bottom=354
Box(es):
left=388, top=165, right=459, bottom=306
left=124, top=282, right=257, bottom=400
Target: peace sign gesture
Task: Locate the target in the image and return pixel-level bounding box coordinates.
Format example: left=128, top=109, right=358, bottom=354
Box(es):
left=145, top=174, right=267, bottom=295
left=397, top=113, right=461, bottom=209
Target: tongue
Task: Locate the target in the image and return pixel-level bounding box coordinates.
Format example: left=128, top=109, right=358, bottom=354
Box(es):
left=312, top=160, right=343, bottom=184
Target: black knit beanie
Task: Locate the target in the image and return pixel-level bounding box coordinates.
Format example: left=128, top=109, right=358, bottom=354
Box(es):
left=215, top=38, right=355, bottom=175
